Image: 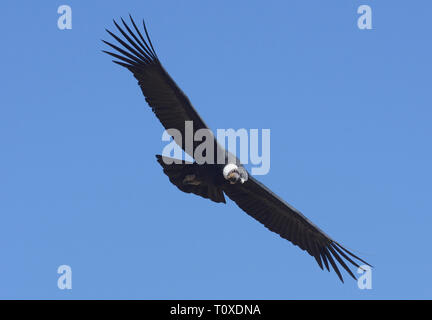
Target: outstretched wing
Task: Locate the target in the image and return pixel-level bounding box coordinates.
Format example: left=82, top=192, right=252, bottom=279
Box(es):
left=103, top=16, right=212, bottom=158
left=223, top=176, right=370, bottom=282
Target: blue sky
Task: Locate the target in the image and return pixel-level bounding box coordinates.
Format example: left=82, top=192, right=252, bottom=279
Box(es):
left=1, top=1, right=431, bottom=299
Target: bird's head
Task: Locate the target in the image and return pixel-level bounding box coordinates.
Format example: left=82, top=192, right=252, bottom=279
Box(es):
left=227, top=170, right=241, bottom=184
left=223, top=163, right=247, bottom=184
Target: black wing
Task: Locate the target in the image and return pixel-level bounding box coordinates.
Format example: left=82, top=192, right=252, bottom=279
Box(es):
left=223, top=176, right=370, bottom=282
left=103, top=16, right=212, bottom=158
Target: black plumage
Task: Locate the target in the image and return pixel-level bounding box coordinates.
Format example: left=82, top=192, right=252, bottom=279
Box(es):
left=103, top=16, right=371, bottom=282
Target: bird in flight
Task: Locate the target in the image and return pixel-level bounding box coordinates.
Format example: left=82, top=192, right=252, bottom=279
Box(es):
left=103, top=16, right=370, bottom=282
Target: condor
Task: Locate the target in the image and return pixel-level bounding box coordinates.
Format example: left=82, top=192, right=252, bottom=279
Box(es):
left=103, top=15, right=371, bottom=282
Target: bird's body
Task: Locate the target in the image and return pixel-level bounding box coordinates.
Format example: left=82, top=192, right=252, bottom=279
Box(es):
left=103, top=16, right=370, bottom=282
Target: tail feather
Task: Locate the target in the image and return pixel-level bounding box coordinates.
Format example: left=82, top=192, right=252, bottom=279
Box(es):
left=156, top=155, right=226, bottom=204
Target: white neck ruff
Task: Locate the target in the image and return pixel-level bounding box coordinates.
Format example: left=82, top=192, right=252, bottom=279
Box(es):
left=223, top=163, right=239, bottom=179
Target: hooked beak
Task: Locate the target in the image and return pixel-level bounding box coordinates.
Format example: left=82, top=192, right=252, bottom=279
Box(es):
left=227, top=171, right=240, bottom=184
